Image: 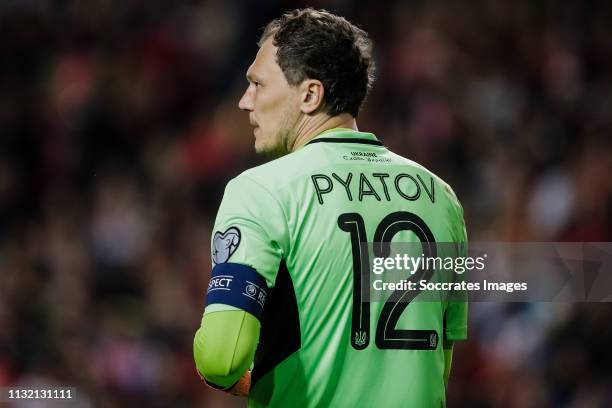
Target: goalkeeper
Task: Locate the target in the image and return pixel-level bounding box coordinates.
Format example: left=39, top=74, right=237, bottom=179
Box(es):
left=194, top=8, right=468, bottom=407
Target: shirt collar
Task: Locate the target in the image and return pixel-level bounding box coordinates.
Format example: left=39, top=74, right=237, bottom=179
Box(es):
left=305, top=128, right=381, bottom=146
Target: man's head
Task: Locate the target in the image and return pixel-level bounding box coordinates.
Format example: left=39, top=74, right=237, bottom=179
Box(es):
left=238, top=8, right=375, bottom=155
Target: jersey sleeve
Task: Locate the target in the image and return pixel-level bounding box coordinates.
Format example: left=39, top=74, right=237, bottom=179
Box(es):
left=444, top=195, right=469, bottom=341
left=205, top=174, right=289, bottom=321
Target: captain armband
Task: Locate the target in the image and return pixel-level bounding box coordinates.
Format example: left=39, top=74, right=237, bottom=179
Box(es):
left=206, top=263, right=269, bottom=322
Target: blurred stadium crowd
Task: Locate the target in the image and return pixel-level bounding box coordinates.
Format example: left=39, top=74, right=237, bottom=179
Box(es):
left=1, top=1, right=611, bottom=407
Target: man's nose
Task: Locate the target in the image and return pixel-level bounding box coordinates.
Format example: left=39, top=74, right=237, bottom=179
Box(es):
left=238, top=86, right=254, bottom=111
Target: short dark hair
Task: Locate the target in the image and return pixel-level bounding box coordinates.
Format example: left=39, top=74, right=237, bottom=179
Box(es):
left=259, top=8, right=375, bottom=117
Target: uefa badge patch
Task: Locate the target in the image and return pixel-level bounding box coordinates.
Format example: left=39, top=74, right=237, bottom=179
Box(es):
left=213, top=227, right=241, bottom=264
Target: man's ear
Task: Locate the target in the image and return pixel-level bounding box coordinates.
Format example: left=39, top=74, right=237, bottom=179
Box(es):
left=299, top=79, right=325, bottom=114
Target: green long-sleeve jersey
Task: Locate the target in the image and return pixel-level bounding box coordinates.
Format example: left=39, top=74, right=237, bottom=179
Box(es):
left=196, top=128, right=468, bottom=407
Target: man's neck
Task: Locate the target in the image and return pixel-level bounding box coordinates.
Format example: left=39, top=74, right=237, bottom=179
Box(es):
left=290, top=114, right=357, bottom=152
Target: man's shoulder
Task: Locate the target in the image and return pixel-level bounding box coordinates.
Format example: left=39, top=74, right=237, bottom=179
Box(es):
left=218, top=158, right=295, bottom=221
left=219, top=152, right=315, bottom=222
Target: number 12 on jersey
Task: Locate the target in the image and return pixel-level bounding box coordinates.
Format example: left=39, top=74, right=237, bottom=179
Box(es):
left=338, top=212, right=439, bottom=351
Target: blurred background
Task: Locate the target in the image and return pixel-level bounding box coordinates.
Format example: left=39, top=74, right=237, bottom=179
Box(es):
left=1, top=0, right=611, bottom=407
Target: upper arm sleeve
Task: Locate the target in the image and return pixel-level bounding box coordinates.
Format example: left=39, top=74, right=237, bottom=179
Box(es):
left=206, top=175, right=289, bottom=321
